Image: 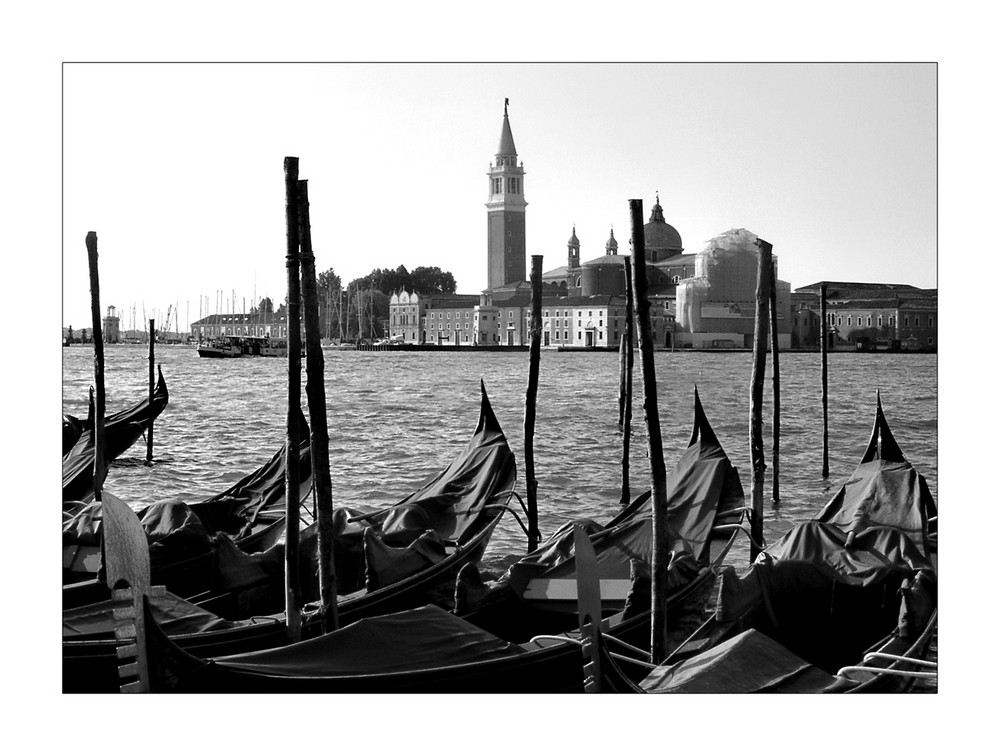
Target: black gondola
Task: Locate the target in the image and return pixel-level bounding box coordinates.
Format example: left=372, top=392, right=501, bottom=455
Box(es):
left=579, top=394, right=938, bottom=694
left=118, top=389, right=748, bottom=693
left=62, top=366, right=170, bottom=502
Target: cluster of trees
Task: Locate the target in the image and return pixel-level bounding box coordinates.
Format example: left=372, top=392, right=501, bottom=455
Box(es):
left=314, top=264, right=457, bottom=342
left=241, top=265, right=455, bottom=343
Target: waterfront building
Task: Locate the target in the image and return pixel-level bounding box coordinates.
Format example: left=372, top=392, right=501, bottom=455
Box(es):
left=417, top=294, right=483, bottom=345
left=538, top=294, right=672, bottom=348
left=189, top=312, right=300, bottom=343
left=792, top=282, right=937, bottom=350
left=789, top=292, right=823, bottom=349
left=674, top=228, right=792, bottom=349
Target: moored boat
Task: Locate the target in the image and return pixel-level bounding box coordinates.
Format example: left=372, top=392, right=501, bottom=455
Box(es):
left=62, top=367, right=170, bottom=502
left=579, top=394, right=938, bottom=693
left=64, top=382, right=518, bottom=692
left=62, top=405, right=312, bottom=598
left=126, top=388, right=747, bottom=693
left=458, top=388, right=747, bottom=642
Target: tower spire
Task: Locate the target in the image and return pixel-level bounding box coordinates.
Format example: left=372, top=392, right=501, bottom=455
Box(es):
left=486, top=100, right=527, bottom=289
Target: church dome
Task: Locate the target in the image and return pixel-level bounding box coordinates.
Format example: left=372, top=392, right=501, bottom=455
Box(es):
left=644, top=196, right=683, bottom=259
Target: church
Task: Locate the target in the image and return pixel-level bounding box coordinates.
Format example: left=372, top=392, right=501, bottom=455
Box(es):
left=388, top=103, right=792, bottom=349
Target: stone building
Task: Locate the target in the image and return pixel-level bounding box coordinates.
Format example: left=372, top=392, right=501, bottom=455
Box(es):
left=674, top=228, right=792, bottom=349
left=792, top=282, right=937, bottom=350
left=190, top=312, right=298, bottom=343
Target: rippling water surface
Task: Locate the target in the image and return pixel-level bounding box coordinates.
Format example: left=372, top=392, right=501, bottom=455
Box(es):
left=63, top=345, right=937, bottom=561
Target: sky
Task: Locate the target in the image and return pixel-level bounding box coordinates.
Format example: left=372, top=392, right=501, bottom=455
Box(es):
left=61, top=62, right=937, bottom=331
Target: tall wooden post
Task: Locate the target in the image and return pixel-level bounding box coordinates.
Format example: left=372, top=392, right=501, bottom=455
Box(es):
left=523, top=255, right=543, bottom=552
left=619, top=257, right=634, bottom=509
left=145, top=318, right=155, bottom=465
left=617, top=334, right=627, bottom=426
left=768, top=258, right=780, bottom=504
left=283, top=156, right=303, bottom=641
left=749, top=239, right=774, bottom=562
left=629, top=200, right=669, bottom=664
left=820, top=283, right=830, bottom=478
left=86, top=232, right=107, bottom=501
left=297, top=179, right=339, bottom=632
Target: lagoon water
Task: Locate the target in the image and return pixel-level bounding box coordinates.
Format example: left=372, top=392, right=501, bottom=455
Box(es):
left=62, top=344, right=937, bottom=564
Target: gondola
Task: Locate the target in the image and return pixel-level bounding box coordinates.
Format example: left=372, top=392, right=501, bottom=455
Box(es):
left=64, top=382, right=517, bottom=692
left=62, top=366, right=170, bottom=502
left=458, top=388, right=747, bottom=643
left=579, top=394, right=938, bottom=693
left=62, top=405, right=313, bottom=607
left=163, top=380, right=518, bottom=626
left=122, top=389, right=748, bottom=693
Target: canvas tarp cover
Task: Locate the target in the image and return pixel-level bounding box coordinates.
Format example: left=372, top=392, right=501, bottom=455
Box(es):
left=211, top=604, right=524, bottom=677
left=137, top=498, right=214, bottom=572
left=63, top=503, right=103, bottom=547
left=815, top=458, right=937, bottom=555
left=377, top=387, right=516, bottom=546
left=507, top=427, right=743, bottom=594
left=363, top=527, right=448, bottom=590
left=63, top=497, right=214, bottom=569
left=638, top=628, right=842, bottom=693
left=760, top=521, right=934, bottom=588
left=63, top=590, right=239, bottom=639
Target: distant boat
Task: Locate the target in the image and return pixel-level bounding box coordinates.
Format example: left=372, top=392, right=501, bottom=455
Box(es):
left=197, top=336, right=243, bottom=358
left=197, top=336, right=295, bottom=358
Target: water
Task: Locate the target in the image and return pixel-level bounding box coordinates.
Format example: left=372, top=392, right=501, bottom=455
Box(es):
left=62, top=345, right=938, bottom=561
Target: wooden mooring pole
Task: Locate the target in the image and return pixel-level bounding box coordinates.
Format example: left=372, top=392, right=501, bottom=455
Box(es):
left=749, top=238, right=774, bottom=563
left=297, top=178, right=339, bottom=632
left=820, top=283, right=830, bottom=478
left=619, top=257, right=634, bottom=509
left=768, top=258, right=780, bottom=504
left=617, top=334, right=627, bottom=426
left=523, top=254, right=543, bottom=552
left=283, top=156, right=303, bottom=642
left=629, top=200, right=670, bottom=664
left=86, top=232, right=107, bottom=501
left=145, top=318, right=155, bottom=465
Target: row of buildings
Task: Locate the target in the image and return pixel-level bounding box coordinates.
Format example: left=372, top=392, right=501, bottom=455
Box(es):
left=384, top=103, right=935, bottom=351
left=185, top=102, right=937, bottom=352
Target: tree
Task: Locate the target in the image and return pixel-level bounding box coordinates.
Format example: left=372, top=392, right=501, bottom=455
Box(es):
left=410, top=266, right=456, bottom=294
left=318, top=269, right=341, bottom=295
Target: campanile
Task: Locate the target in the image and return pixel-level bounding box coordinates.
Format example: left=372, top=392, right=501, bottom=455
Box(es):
left=486, top=99, right=527, bottom=289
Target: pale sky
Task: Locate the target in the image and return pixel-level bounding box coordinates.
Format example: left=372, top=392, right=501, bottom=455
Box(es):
left=61, top=62, right=936, bottom=331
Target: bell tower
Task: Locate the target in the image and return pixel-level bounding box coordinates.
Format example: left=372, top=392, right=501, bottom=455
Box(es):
left=486, top=99, right=527, bottom=289
left=567, top=225, right=580, bottom=269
